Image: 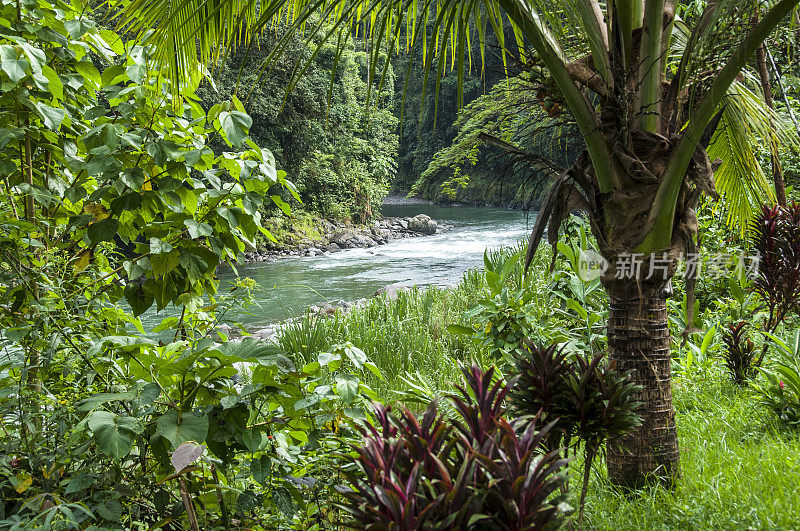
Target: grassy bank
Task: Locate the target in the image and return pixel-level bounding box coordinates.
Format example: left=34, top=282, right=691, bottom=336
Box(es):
left=583, top=373, right=800, bottom=529
left=274, top=228, right=800, bottom=529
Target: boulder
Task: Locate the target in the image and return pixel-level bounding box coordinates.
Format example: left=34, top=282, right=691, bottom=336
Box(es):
left=370, top=227, right=391, bottom=243
left=332, top=229, right=377, bottom=249
left=374, top=283, right=411, bottom=299
left=407, top=214, right=437, bottom=235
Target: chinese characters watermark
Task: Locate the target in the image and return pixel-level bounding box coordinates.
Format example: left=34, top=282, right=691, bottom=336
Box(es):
left=576, top=251, right=760, bottom=282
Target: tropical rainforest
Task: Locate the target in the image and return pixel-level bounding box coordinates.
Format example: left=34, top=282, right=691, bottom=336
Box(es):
left=2, top=0, right=800, bottom=529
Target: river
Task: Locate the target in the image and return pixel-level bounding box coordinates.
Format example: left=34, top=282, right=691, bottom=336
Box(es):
left=145, top=203, right=534, bottom=329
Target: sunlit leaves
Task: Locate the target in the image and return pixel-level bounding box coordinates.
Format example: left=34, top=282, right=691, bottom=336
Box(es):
left=0, top=44, right=29, bottom=83
left=219, top=110, right=253, bottom=147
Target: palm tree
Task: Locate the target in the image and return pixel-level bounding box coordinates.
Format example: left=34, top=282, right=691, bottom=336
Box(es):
left=115, top=0, right=800, bottom=488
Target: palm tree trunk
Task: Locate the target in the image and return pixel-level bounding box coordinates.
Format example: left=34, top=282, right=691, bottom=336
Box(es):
left=603, top=278, right=680, bottom=488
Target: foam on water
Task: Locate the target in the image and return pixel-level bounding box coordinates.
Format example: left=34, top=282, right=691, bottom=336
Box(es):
left=144, top=203, right=534, bottom=328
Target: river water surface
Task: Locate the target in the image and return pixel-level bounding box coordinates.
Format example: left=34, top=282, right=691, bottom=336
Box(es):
left=152, top=203, right=534, bottom=329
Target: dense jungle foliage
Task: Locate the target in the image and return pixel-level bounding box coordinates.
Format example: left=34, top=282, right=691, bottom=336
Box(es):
left=3, top=0, right=800, bottom=529
left=196, top=28, right=398, bottom=223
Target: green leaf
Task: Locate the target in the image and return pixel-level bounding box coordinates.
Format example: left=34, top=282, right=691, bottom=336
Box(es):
left=150, top=237, right=173, bottom=254
left=64, top=470, right=95, bottom=495
left=251, top=455, right=271, bottom=485
left=96, top=499, right=123, bottom=521
left=343, top=344, right=367, bottom=369
left=75, top=61, right=101, bottom=88
left=78, top=390, right=138, bottom=412
left=317, top=351, right=341, bottom=367
left=124, top=283, right=154, bottom=317
left=241, top=429, right=263, bottom=452
left=219, top=111, right=252, bottom=147
left=101, top=63, right=127, bottom=87
left=42, top=65, right=63, bottom=100
left=35, top=102, right=66, bottom=131
left=87, top=218, right=118, bottom=244
left=335, top=374, right=359, bottom=403
left=363, top=361, right=384, bottom=380
left=0, top=45, right=29, bottom=83
left=236, top=489, right=260, bottom=514
left=447, top=324, right=475, bottom=335
left=273, top=487, right=295, bottom=519
left=185, top=219, right=213, bottom=238
left=150, top=249, right=180, bottom=276
left=155, top=411, right=208, bottom=447
left=88, top=411, right=142, bottom=460
left=0, top=127, right=23, bottom=149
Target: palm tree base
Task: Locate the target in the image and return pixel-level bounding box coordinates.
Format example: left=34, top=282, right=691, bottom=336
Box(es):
left=604, top=278, right=680, bottom=489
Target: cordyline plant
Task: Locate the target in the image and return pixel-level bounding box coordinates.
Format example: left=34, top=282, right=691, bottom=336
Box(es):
left=721, top=321, right=756, bottom=385
left=118, top=0, right=800, bottom=488
left=337, top=364, right=571, bottom=530
left=751, top=202, right=800, bottom=366
left=512, top=341, right=641, bottom=518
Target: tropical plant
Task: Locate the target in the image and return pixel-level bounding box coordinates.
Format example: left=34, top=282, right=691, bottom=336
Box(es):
left=721, top=321, right=757, bottom=385
left=116, top=0, right=800, bottom=489
left=752, top=330, right=800, bottom=428
left=512, top=341, right=641, bottom=518
left=339, top=364, right=571, bottom=529
left=751, top=202, right=800, bottom=365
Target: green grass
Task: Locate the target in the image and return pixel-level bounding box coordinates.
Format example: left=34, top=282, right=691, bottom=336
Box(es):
left=582, top=372, right=800, bottom=530
left=277, top=283, right=482, bottom=399
left=277, top=238, right=800, bottom=529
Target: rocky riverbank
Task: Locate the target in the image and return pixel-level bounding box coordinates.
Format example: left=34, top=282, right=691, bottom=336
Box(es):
left=242, top=214, right=452, bottom=263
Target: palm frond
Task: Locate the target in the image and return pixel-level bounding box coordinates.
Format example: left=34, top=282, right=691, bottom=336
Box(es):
left=709, top=78, right=799, bottom=236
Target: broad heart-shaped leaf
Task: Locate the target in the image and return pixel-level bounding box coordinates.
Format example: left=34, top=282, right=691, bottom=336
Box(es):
left=64, top=470, right=95, bottom=494
left=171, top=442, right=205, bottom=472
left=155, top=411, right=208, bottom=447
left=251, top=455, right=271, bottom=485
left=124, top=283, right=154, bottom=317
left=343, top=344, right=367, bottom=369
left=0, top=45, right=29, bottom=83
left=88, top=411, right=143, bottom=460
left=272, top=487, right=295, bottom=519
left=185, top=219, right=213, bottom=238
left=96, top=499, right=123, bottom=522
left=150, top=249, right=180, bottom=276
left=335, top=374, right=359, bottom=403
left=34, top=102, right=66, bottom=131
left=241, top=429, right=263, bottom=452
left=219, top=111, right=252, bottom=147
left=149, top=237, right=173, bottom=254
left=87, top=217, right=118, bottom=244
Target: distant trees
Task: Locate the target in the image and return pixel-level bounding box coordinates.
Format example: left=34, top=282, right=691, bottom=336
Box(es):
left=199, top=27, right=398, bottom=222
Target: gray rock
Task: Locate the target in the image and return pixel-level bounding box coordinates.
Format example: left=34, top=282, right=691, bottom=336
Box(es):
left=371, top=227, right=391, bottom=243
left=326, top=242, right=341, bottom=252
left=332, top=229, right=377, bottom=249
left=374, top=283, right=411, bottom=299
left=407, top=214, right=437, bottom=235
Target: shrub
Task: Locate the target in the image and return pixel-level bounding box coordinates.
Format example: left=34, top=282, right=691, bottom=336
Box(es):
left=722, top=322, right=756, bottom=385
left=511, top=342, right=641, bottom=519
left=339, top=364, right=571, bottom=530
left=753, top=330, right=800, bottom=428
left=751, top=203, right=800, bottom=366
